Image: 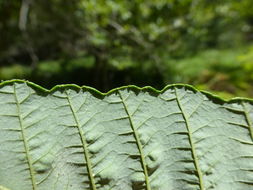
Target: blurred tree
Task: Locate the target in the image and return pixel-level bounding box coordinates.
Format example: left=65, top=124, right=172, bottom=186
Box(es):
left=0, top=0, right=253, bottom=96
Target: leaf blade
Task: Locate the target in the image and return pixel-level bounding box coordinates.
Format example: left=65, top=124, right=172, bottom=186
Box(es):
left=0, top=80, right=253, bottom=190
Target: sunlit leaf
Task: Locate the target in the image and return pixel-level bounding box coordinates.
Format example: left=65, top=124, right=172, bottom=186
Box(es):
left=0, top=80, right=252, bottom=190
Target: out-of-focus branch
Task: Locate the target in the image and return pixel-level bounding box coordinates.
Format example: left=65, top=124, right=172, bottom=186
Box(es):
left=19, top=0, right=30, bottom=31
left=19, top=0, right=39, bottom=69
left=109, top=20, right=150, bottom=48
left=109, top=20, right=164, bottom=77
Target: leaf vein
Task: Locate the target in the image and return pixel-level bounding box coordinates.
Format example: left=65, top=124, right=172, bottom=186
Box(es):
left=66, top=92, right=97, bottom=190
left=118, top=91, right=151, bottom=190
left=242, top=102, right=253, bottom=141
left=13, top=84, right=37, bottom=190
left=175, top=88, right=205, bottom=190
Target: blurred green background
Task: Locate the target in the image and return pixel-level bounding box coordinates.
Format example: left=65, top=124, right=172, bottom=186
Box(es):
left=1, top=0, right=253, bottom=99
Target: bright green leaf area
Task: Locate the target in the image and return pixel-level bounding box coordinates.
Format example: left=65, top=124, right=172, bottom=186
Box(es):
left=0, top=80, right=253, bottom=190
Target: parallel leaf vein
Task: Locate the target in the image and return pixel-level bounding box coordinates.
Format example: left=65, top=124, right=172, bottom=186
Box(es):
left=13, top=84, right=37, bottom=190
left=118, top=91, right=151, bottom=190
left=66, top=92, right=97, bottom=190
left=175, top=88, right=204, bottom=190
left=242, top=102, right=253, bottom=141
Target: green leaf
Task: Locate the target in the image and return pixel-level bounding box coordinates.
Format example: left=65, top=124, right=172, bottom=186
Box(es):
left=0, top=80, right=253, bottom=190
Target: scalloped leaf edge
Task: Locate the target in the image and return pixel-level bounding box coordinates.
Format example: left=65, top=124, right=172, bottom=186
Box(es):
left=0, top=79, right=252, bottom=104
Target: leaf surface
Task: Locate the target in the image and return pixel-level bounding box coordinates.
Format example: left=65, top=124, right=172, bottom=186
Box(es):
left=0, top=80, right=253, bottom=190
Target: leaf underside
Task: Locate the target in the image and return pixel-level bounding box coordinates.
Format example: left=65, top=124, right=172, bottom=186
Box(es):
left=0, top=80, right=252, bottom=190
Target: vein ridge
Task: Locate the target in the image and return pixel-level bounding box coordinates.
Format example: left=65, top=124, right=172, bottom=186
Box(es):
left=13, top=84, right=37, bottom=190
left=175, top=88, right=205, bottom=190
left=242, top=102, right=253, bottom=141
left=118, top=91, right=151, bottom=190
left=66, top=92, right=97, bottom=190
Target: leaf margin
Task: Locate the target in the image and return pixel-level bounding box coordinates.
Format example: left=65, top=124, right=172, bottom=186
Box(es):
left=0, top=79, right=252, bottom=104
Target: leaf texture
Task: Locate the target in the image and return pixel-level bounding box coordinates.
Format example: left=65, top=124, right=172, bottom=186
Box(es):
left=0, top=80, right=253, bottom=190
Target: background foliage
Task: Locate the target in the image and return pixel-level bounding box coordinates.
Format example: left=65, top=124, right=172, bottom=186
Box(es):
left=1, top=0, right=253, bottom=98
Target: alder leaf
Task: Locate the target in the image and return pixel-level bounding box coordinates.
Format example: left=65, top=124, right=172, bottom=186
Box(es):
left=0, top=80, right=252, bottom=190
